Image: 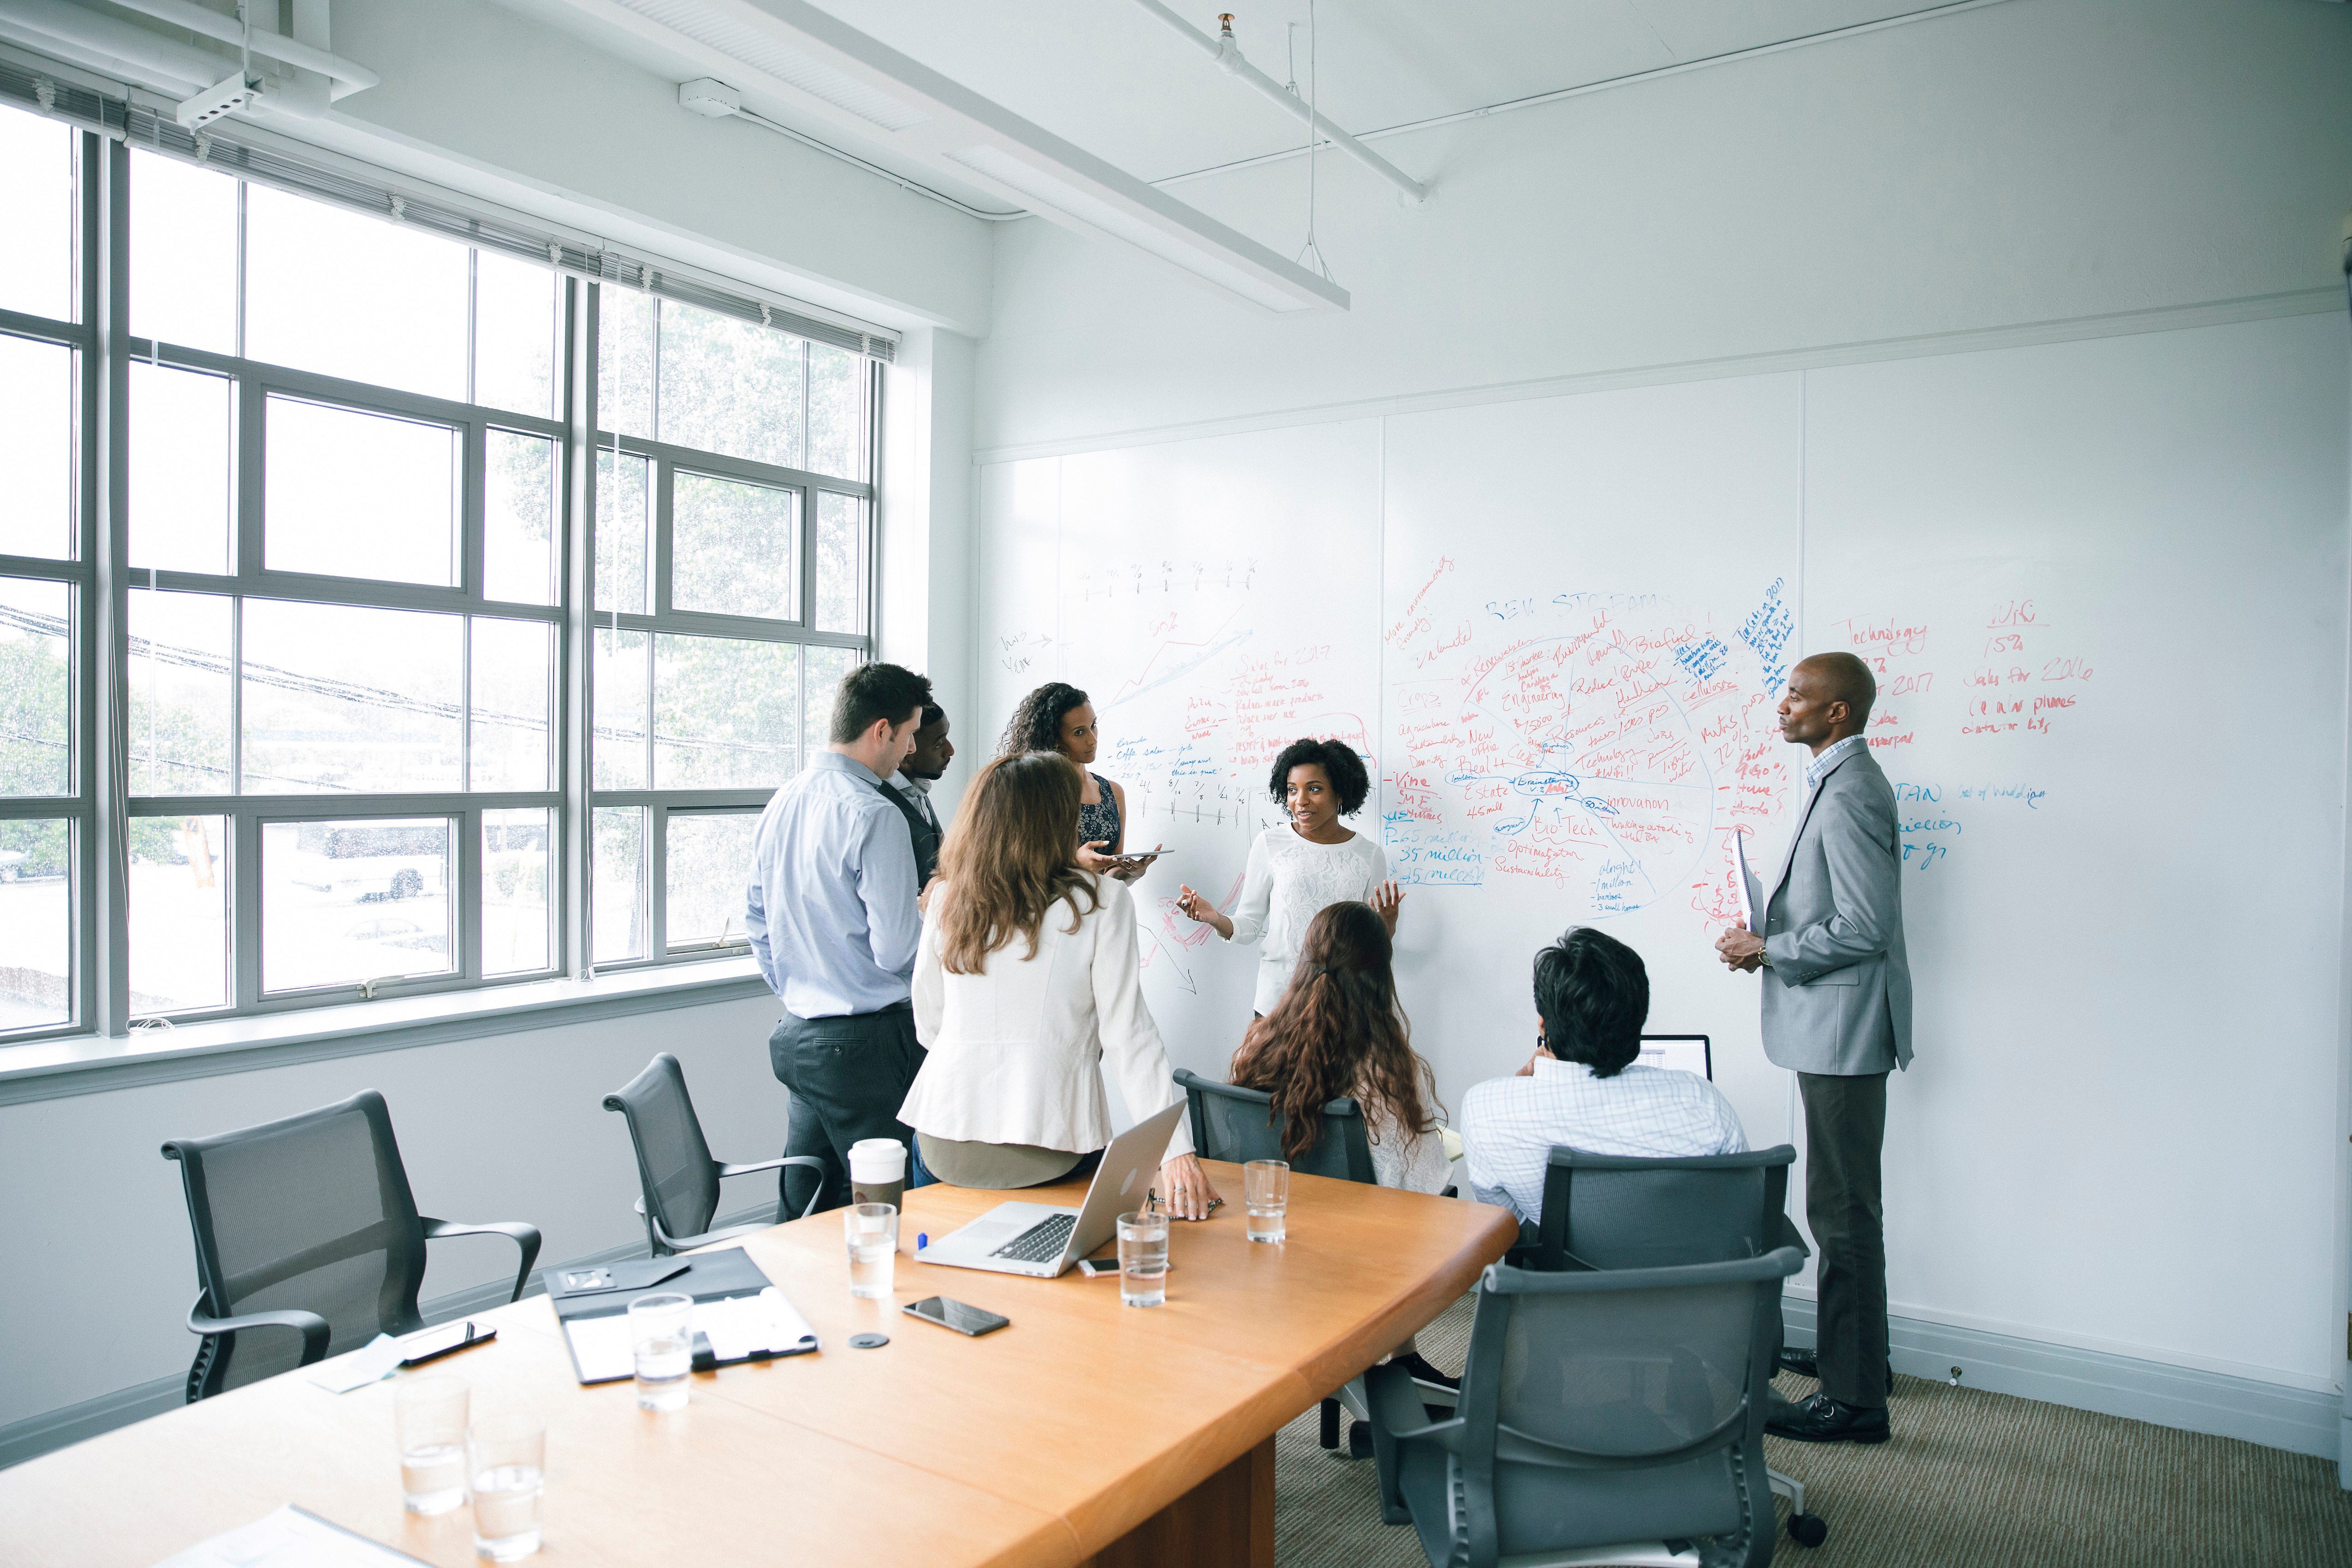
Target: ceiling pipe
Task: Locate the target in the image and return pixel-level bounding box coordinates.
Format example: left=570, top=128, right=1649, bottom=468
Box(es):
left=99, top=0, right=379, bottom=99
left=1126, top=0, right=1426, bottom=204
left=0, top=0, right=221, bottom=95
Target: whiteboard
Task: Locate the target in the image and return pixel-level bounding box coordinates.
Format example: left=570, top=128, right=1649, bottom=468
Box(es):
left=972, top=311, right=2350, bottom=1384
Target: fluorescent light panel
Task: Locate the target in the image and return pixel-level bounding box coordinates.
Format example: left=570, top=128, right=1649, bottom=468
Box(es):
left=614, top=0, right=929, bottom=133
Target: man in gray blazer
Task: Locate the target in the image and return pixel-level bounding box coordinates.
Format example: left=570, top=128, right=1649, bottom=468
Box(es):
left=1716, top=651, right=1911, bottom=1445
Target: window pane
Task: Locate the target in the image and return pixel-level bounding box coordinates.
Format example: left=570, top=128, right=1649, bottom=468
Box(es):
left=129, top=150, right=236, bottom=355
left=243, top=600, right=462, bottom=793
left=672, top=472, right=796, bottom=620
left=658, top=302, right=803, bottom=469
left=0, top=577, right=71, bottom=797
left=0, top=334, right=75, bottom=559
left=0, top=818, right=71, bottom=1031
left=666, top=812, right=756, bottom=950
left=485, top=430, right=556, bottom=606
left=654, top=634, right=798, bottom=789
left=805, top=644, right=857, bottom=757
left=470, top=617, right=552, bottom=792
left=262, top=818, right=455, bottom=993
left=593, top=629, right=648, bottom=790
left=0, top=105, right=74, bottom=323
left=814, top=493, right=867, bottom=634
left=245, top=185, right=468, bottom=400
left=592, top=805, right=646, bottom=963
left=483, top=808, right=551, bottom=976
left=130, top=362, right=234, bottom=575
left=130, top=815, right=228, bottom=1015
left=130, top=589, right=232, bottom=795
left=474, top=252, right=557, bottom=418
left=808, top=343, right=864, bottom=480
left=265, top=397, right=458, bottom=586
left=597, top=288, right=654, bottom=440
left=595, top=449, right=650, bottom=613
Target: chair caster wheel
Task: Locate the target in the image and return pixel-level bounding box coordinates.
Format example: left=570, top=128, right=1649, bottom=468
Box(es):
left=1346, top=1420, right=1374, bottom=1460
left=1788, top=1512, right=1828, bottom=1548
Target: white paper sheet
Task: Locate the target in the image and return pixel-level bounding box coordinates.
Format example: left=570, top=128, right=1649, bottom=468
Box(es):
left=154, top=1504, right=427, bottom=1567
left=305, top=1333, right=403, bottom=1394
left=1733, top=829, right=1764, bottom=935
left=563, top=1288, right=818, bottom=1383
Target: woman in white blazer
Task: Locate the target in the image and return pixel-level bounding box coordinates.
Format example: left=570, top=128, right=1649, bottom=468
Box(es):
left=899, top=751, right=1221, bottom=1219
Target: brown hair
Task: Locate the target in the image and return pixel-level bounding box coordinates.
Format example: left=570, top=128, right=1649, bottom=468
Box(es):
left=934, top=752, right=1101, bottom=974
left=1228, top=902, right=1443, bottom=1164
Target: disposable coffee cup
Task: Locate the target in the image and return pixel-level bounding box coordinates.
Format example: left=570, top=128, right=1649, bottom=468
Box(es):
left=849, top=1139, right=907, bottom=1213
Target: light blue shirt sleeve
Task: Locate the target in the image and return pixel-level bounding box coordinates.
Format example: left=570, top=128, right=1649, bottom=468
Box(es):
left=853, top=800, right=922, bottom=978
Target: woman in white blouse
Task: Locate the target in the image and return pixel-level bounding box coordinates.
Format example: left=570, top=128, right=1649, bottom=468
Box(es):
left=1176, top=737, right=1404, bottom=1016
left=900, top=751, right=1221, bottom=1219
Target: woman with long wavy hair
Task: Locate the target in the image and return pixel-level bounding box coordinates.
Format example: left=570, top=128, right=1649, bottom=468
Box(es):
left=1228, top=900, right=1450, bottom=1194
left=898, top=751, right=1219, bottom=1218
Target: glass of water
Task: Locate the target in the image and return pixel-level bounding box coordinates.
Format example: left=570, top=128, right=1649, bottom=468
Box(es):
left=845, top=1201, right=898, bottom=1300
left=1244, top=1159, right=1290, bottom=1244
left=394, top=1374, right=469, bottom=1515
left=1117, top=1211, right=1170, bottom=1308
left=468, top=1412, right=545, bottom=1562
left=627, top=1292, right=693, bottom=1413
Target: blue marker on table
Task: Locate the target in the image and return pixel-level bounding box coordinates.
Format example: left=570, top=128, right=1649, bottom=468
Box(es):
left=915, top=1232, right=927, bottom=1253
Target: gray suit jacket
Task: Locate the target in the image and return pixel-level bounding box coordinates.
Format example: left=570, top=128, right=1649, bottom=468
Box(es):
left=1760, top=742, right=1914, bottom=1075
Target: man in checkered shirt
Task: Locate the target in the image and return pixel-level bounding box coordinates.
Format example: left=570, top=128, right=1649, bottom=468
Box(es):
left=1460, top=926, right=1746, bottom=1223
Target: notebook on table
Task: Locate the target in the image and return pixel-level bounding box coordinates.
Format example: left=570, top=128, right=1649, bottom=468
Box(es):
left=546, top=1246, right=818, bottom=1383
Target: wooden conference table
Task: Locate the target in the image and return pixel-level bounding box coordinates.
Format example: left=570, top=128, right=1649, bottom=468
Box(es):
left=0, top=1162, right=1516, bottom=1568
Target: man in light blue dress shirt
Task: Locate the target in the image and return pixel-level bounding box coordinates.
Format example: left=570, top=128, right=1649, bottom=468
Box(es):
left=748, top=662, right=933, bottom=1217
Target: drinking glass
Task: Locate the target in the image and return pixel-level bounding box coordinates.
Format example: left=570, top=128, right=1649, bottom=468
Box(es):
left=845, top=1201, right=899, bottom=1300
left=468, top=1413, right=545, bottom=1562
left=1117, top=1211, right=1170, bottom=1308
left=1244, top=1158, right=1290, bottom=1244
left=627, top=1292, right=693, bottom=1413
left=393, top=1374, right=469, bottom=1515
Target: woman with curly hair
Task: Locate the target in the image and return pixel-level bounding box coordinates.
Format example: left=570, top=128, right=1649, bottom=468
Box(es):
left=1177, top=736, right=1403, bottom=1016
left=998, top=681, right=1158, bottom=883
left=1228, top=900, right=1450, bottom=1194
left=899, top=751, right=1218, bottom=1217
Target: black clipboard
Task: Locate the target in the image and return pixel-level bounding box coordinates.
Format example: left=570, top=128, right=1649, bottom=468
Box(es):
left=546, top=1247, right=817, bottom=1383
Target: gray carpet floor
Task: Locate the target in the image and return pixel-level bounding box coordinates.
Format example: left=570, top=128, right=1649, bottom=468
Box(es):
left=1273, top=1294, right=2352, bottom=1567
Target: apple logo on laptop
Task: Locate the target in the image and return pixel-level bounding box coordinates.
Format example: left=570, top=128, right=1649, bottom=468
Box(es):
left=1121, top=1168, right=1140, bottom=1197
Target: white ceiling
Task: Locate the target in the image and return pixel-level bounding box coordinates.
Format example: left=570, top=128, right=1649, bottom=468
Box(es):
left=497, top=0, right=1978, bottom=208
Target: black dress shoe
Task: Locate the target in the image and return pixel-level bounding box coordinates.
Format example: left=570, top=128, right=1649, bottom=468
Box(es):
left=1766, top=1391, right=1890, bottom=1444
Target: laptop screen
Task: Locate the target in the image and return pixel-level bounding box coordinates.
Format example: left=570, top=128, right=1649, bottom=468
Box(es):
left=1636, top=1035, right=1712, bottom=1080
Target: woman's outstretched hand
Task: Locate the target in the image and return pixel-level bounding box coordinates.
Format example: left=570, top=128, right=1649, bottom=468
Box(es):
left=1156, top=1152, right=1220, bottom=1221
left=1077, top=840, right=1121, bottom=877
left=1176, top=883, right=1235, bottom=940
left=1371, top=879, right=1406, bottom=935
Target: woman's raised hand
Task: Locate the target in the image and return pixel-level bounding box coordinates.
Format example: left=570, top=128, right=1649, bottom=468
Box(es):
left=1076, top=840, right=1120, bottom=876
left=1371, top=879, right=1407, bottom=935
left=1175, top=884, right=1234, bottom=940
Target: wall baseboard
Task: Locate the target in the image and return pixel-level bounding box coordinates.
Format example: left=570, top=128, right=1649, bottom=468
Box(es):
left=0, top=1204, right=773, bottom=1471
left=1782, top=1297, right=2344, bottom=1464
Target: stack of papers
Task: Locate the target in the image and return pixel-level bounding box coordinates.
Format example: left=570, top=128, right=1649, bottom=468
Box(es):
left=155, top=1505, right=427, bottom=1567
left=563, top=1287, right=817, bottom=1383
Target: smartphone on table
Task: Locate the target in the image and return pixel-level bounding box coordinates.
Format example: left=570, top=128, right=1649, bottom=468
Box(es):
left=903, top=1297, right=1011, bottom=1337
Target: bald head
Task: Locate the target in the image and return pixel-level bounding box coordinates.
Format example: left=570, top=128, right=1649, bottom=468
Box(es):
left=1796, top=652, right=1876, bottom=725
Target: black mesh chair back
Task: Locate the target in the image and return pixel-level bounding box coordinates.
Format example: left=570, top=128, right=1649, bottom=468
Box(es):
left=605, top=1053, right=724, bottom=1249
left=164, top=1091, right=428, bottom=1397
left=1372, top=1248, right=1803, bottom=1568
left=1530, top=1145, right=1798, bottom=1273
left=603, top=1053, right=826, bottom=1255
left=1172, top=1067, right=1375, bottom=1185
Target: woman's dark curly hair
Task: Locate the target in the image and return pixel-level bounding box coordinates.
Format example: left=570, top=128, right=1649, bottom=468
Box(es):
left=998, top=682, right=1091, bottom=758
left=1267, top=737, right=1370, bottom=816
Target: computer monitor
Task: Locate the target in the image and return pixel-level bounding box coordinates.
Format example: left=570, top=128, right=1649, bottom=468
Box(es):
left=1636, top=1034, right=1711, bottom=1080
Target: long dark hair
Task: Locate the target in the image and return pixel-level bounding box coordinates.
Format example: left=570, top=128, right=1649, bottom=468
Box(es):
left=998, top=682, right=1091, bottom=758
left=935, top=753, right=1100, bottom=974
left=1228, top=902, right=1442, bottom=1163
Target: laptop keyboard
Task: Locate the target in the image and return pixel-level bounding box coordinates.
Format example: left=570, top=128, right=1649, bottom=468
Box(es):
left=989, top=1212, right=1076, bottom=1264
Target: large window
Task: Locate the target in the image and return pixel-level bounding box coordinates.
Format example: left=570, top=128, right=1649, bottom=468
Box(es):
left=0, top=101, right=879, bottom=1040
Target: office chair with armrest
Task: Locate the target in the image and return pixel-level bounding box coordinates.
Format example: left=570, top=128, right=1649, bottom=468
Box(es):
left=162, top=1089, right=541, bottom=1402
left=1520, top=1145, right=1827, bottom=1550
left=603, top=1052, right=827, bottom=1255
left=1369, top=1247, right=1804, bottom=1568
left=1174, top=1067, right=1439, bottom=1454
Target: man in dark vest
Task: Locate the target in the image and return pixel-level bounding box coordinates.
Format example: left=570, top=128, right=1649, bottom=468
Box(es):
left=879, top=703, right=952, bottom=895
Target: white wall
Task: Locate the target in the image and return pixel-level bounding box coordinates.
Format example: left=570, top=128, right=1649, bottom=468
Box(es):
left=975, top=0, right=2352, bottom=455
left=0, top=993, right=790, bottom=1428
left=880, top=327, right=980, bottom=812
left=965, top=0, right=2352, bottom=1406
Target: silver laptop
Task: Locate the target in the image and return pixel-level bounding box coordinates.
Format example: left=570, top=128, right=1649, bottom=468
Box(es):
left=915, top=1102, right=1186, bottom=1279
left=1637, top=1033, right=1713, bottom=1080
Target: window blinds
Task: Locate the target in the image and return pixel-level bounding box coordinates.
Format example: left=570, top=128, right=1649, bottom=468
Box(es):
left=0, top=57, right=897, bottom=362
